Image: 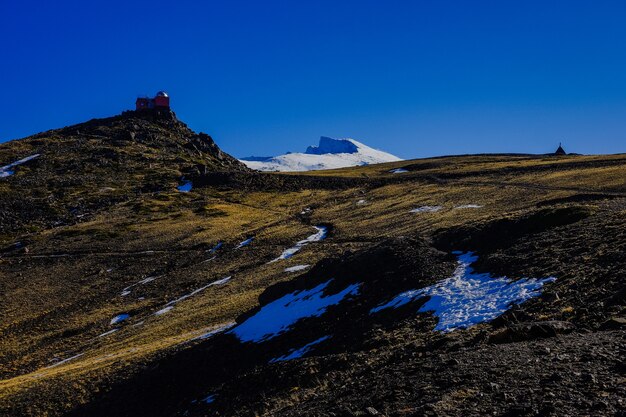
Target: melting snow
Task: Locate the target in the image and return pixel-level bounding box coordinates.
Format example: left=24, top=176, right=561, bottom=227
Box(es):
left=410, top=206, right=443, bottom=213
left=371, top=252, right=556, bottom=332
left=191, top=322, right=237, bottom=342
left=154, top=306, right=173, bottom=315
left=230, top=279, right=360, bottom=343
left=356, top=199, right=367, bottom=205
left=285, top=264, right=310, bottom=273
left=269, top=335, right=331, bottom=363
left=200, top=256, right=216, bottom=264
left=269, top=226, right=327, bottom=263
left=209, top=242, right=223, bottom=253
left=155, top=277, right=231, bottom=315
left=236, top=237, right=254, bottom=249
left=121, top=276, right=157, bottom=296
left=177, top=180, right=193, bottom=192
left=455, top=204, right=483, bottom=209
left=389, top=168, right=409, bottom=174
left=46, top=353, right=83, bottom=368
left=97, top=329, right=119, bottom=338
left=110, top=314, right=130, bottom=325
left=0, top=154, right=40, bottom=178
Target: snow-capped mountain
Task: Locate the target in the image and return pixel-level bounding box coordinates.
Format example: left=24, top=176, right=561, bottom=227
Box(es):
left=240, top=136, right=401, bottom=172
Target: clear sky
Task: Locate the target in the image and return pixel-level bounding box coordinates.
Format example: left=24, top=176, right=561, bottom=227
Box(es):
left=1, top=0, right=625, bottom=158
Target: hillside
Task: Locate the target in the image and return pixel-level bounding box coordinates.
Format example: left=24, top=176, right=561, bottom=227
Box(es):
left=240, top=136, right=401, bottom=171
left=0, top=115, right=625, bottom=416
left=0, top=109, right=246, bottom=240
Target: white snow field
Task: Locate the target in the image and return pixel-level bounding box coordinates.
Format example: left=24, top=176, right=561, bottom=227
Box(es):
left=230, top=279, right=360, bottom=343
left=240, top=137, right=401, bottom=172
left=371, top=252, right=555, bottom=332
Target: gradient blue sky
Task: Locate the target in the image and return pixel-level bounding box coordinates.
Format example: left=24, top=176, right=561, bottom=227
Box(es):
left=1, top=0, right=625, bottom=158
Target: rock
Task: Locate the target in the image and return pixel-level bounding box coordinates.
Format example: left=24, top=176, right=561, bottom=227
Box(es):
left=581, top=373, right=597, bottom=384
left=488, top=382, right=501, bottom=392
left=489, top=321, right=576, bottom=343
left=447, top=358, right=460, bottom=366
left=504, top=404, right=536, bottom=416
left=599, top=317, right=626, bottom=330
left=365, top=407, right=380, bottom=415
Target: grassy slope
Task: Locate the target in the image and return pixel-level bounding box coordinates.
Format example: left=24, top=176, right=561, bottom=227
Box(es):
left=0, top=148, right=625, bottom=415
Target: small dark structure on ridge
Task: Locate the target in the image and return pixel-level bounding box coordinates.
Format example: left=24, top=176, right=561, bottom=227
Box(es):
left=554, top=143, right=566, bottom=155
left=136, top=91, right=170, bottom=110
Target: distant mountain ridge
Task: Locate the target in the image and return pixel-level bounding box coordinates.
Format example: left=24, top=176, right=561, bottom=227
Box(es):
left=240, top=136, right=401, bottom=171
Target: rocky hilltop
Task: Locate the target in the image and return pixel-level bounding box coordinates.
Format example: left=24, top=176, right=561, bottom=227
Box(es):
left=0, top=109, right=246, bottom=239
left=0, top=114, right=624, bottom=417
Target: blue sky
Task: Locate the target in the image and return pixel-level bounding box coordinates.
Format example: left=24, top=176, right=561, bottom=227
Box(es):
left=1, top=0, right=624, bottom=158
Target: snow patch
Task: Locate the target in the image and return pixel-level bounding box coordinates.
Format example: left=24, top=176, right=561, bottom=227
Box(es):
left=97, top=329, right=119, bottom=338
left=269, top=226, right=327, bottom=263
left=389, top=168, right=409, bottom=174
left=208, top=242, right=222, bottom=253
left=236, top=237, right=254, bottom=249
left=154, top=277, right=231, bottom=315
left=269, top=335, right=331, bottom=363
left=110, top=314, right=130, bottom=325
left=177, top=180, right=193, bottom=192
left=121, top=276, right=158, bottom=296
left=371, top=252, right=556, bottom=332
left=410, top=206, right=442, bottom=213
left=154, top=306, right=173, bottom=315
left=203, top=394, right=216, bottom=404
left=46, top=353, right=83, bottom=368
left=0, top=154, right=40, bottom=178
left=230, top=279, right=360, bottom=343
left=455, top=204, right=483, bottom=209
left=284, top=264, right=310, bottom=273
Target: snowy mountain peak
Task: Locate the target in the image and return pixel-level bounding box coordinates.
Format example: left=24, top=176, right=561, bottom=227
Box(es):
left=305, top=137, right=359, bottom=155
left=240, top=136, right=401, bottom=172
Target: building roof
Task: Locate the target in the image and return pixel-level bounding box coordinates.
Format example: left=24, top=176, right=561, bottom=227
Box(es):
left=555, top=143, right=566, bottom=155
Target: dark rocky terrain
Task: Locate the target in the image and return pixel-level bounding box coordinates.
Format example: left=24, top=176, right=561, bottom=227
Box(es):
left=0, top=111, right=624, bottom=416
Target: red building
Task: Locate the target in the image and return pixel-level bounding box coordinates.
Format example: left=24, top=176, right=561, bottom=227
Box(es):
left=136, top=91, right=170, bottom=110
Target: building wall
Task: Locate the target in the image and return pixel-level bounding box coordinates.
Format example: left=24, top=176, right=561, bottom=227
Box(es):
left=154, top=96, right=170, bottom=108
